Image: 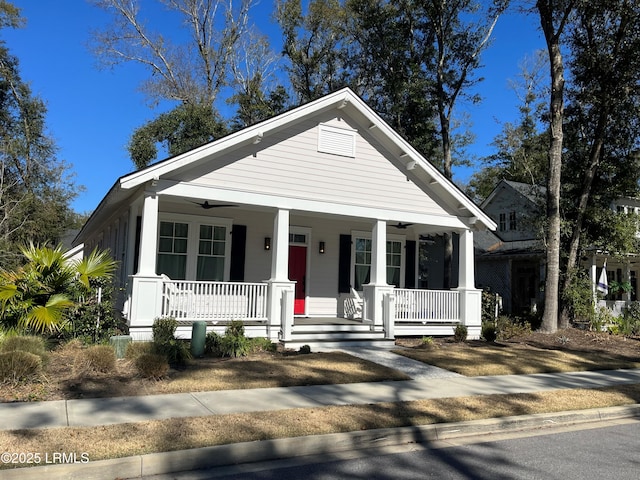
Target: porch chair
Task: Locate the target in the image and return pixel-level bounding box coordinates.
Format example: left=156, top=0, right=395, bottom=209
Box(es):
left=344, top=287, right=364, bottom=319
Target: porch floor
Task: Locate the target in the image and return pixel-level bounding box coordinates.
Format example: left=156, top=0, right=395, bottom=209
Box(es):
left=293, top=317, right=363, bottom=326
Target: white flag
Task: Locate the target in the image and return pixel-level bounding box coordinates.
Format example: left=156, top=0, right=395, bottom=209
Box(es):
left=597, top=263, right=608, bottom=295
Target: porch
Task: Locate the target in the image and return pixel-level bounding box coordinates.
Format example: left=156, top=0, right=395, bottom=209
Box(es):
left=152, top=278, right=471, bottom=348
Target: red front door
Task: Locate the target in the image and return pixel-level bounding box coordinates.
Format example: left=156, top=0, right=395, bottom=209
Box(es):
left=288, top=245, right=307, bottom=315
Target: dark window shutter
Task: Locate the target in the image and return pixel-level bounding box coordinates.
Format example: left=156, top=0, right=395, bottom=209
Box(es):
left=229, top=225, right=247, bottom=282
left=338, top=234, right=352, bottom=293
left=405, top=240, right=416, bottom=289
left=133, top=216, right=142, bottom=275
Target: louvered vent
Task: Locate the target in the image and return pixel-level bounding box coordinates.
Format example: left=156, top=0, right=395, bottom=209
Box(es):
left=318, top=124, right=356, bottom=157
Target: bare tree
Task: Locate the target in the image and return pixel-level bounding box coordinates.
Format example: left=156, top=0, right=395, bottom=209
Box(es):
left=91, top=0, right=254, bottom=106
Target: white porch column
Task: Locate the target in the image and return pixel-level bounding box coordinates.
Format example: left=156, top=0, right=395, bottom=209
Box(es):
left=363, top=220, right=394, bottom=330
left=267, top=209, right=295, bottom=341
left=590, top=254, right=597, bottom=304
left=128, top=189, right=163, bottom=336
left=456, top=229, right=481, bottom=339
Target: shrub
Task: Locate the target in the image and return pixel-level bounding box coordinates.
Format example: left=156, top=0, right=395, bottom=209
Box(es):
left=125, top=341, right=154, bottom=360
left=248, top=337, right=276, bottom=354
left=151, top=317, right=191, bottom=366
left=152, top=317, right=179, bottom=345
left=205, top=331, right=222, bottom=356
left=298, top=344, right=311, bottom=354
left=219, top=321, right=249, bottom=358
left=0, top=335, right=48, bottom=364
left=135, top=353, right=169, bottom=379
left=481, top=322, right=497, bottom=342
left=0, top=350, right=42, bottom=384
left=453, top=324, right=467, bottom=342
left=79, top=345, right=116, bottom=373
left=496, top=315, right=532, bottom=340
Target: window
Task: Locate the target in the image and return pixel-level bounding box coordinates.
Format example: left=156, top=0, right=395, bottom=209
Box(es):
left=499, top=213, right=506, bottom=231
left=196, top=225, right=226, bottom=281
left=353, top=235, right=404, bottom=290
left=157, top=221, right=188, bottom=279
left=354, top=238, right=372, bottom=290
left=509, top=211, right=517, bottom=230
left=386, top=240, right=402, bottom=287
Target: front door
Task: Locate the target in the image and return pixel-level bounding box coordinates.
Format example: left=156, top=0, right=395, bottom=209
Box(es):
left=289, top=245, right=307, bottom=315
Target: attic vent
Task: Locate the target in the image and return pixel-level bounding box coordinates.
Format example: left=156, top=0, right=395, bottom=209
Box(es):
left=318, top=124, right=356, bottom=157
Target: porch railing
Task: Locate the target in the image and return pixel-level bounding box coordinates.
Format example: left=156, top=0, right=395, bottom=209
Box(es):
left=161, top=279, right=268, bottom=323
left=394, top=288, right=460, bottom=323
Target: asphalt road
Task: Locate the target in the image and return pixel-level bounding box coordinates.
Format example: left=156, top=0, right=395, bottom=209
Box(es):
left=147, top=419, right=640, bottom=480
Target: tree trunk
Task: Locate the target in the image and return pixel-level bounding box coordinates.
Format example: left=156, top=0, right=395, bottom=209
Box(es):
left=537, top=0, right=572, bottom=333
left=440, top=106, right=453, bottom=289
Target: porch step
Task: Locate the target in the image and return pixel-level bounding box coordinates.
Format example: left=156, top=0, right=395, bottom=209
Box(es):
left=281, top=326, right=394, bottom=351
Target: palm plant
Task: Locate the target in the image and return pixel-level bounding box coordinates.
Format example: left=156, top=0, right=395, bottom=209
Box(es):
left=0, top=244, right=117, bottom=333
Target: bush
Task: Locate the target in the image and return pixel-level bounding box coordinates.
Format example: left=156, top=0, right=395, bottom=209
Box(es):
left=151, top=317, right=191, bottom=366
left=219, top=321, right=249, bottom=358
left=248, top=337, right=276, bottom=354
left=481, top=323, right=497, bottom=342
left=0, top=335, right=48, bottom=364
left=125, top=341, right=154, bottom=360
left=135, top=353, right=169, bottom=379
left=79, top=345, right=116, bottom=373
left=453, top=324, right=468, bottom=342
left=0, top=350, right=42, bottom=384
left=496, top=315, right=532, bottom=340
left=152, top=317, right=179, bottom=345
left=298, top=344, right=311, bottom=354
left=205, top=331, right=222, bottom=356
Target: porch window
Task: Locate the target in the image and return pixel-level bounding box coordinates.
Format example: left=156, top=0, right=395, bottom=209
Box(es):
left=354, top=238, right=372, bottom=290
left=196, top=225, right=226, bottom=281
left=353, top=236, right=404, bottom=289
left=157, top=221, right=188, bottom=280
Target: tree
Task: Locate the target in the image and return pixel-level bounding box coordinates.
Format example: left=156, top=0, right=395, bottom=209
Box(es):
left=423, top=0, right=508, bottom=288
left=558, top=0, right=640, bottom=327
left=535, top=0, right=577, bottom=333
left=91, top=0, right=254, bottom=167
left=0, top=4, right=78, bottom=269
left=276, top=0, right=349, bottom=103
left=0, top=244, right=117, bottom=333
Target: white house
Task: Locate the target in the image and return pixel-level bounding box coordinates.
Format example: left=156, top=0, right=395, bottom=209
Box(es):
left=74, top=88, right=496, bottom=347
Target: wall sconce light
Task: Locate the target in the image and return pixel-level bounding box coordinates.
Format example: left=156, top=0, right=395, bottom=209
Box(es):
left=319, top=241, right=325, bottom=254
left=264, top=237, right=271, bottom=251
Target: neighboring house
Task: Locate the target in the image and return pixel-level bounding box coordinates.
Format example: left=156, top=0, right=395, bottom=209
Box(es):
left=475, top=180, right=546, bottom=315
left=73, top=88, right=496, bottom=346
left=584, top=197, right=640, bottom=316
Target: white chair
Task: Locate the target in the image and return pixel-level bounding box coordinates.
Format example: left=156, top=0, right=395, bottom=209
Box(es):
left=344, top=287, right=364, bottom=319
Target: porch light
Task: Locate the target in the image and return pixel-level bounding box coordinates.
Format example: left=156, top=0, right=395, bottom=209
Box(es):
left=264, top=237, right=271, bottom=251
left=319, top=241, right=325, bottom=254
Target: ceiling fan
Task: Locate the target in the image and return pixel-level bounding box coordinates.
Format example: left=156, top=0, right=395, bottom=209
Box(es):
left=190, top=201, right=237, bottom=209
left=391, top=222, right=414, bottom=229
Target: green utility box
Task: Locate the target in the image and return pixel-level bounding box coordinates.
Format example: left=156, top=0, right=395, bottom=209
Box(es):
left=191, top=321, right=207, bottom=357
left=110, top=335, right=132, bottom=359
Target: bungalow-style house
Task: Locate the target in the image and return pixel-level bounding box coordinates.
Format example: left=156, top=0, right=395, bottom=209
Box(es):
left=74, top=88, right=496, bottom=347
left=475, top=180, right=546, bottom=315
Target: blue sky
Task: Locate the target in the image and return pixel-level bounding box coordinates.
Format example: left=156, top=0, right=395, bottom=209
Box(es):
left=2, top=1, right=545, bottom=214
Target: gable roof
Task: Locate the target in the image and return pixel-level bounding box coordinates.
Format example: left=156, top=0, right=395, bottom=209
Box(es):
left=76, top=88, right=495, bottom=243
left=481, top=179, right=546, bottom=209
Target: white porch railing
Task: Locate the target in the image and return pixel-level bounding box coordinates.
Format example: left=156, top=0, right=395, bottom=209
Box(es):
left=394, top=288, right=460, bottom=323
left=162, top=279, right=268, bottom=323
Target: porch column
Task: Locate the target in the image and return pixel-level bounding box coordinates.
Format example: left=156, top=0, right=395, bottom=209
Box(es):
left=128, top=189, right=163, bottom=336
left=267, top=209, right=295, bottom=341
left=590, top=254, right=597, bottom=304
left=456, top=229, right=481, bottom=339
left=363, top=220, right=394, bottom=330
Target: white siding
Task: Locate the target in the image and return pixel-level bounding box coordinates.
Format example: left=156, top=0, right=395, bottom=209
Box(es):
left=181, top=112, right=448, bottom=217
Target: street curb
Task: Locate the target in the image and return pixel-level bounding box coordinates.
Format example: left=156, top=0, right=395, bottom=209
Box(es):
left=4, top=404, right=640, bottom=480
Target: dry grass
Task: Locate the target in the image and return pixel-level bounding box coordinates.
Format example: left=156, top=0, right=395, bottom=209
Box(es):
left=3, top=383, right=640, bottom=470
left=394, top=338, right=640, bottom=376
